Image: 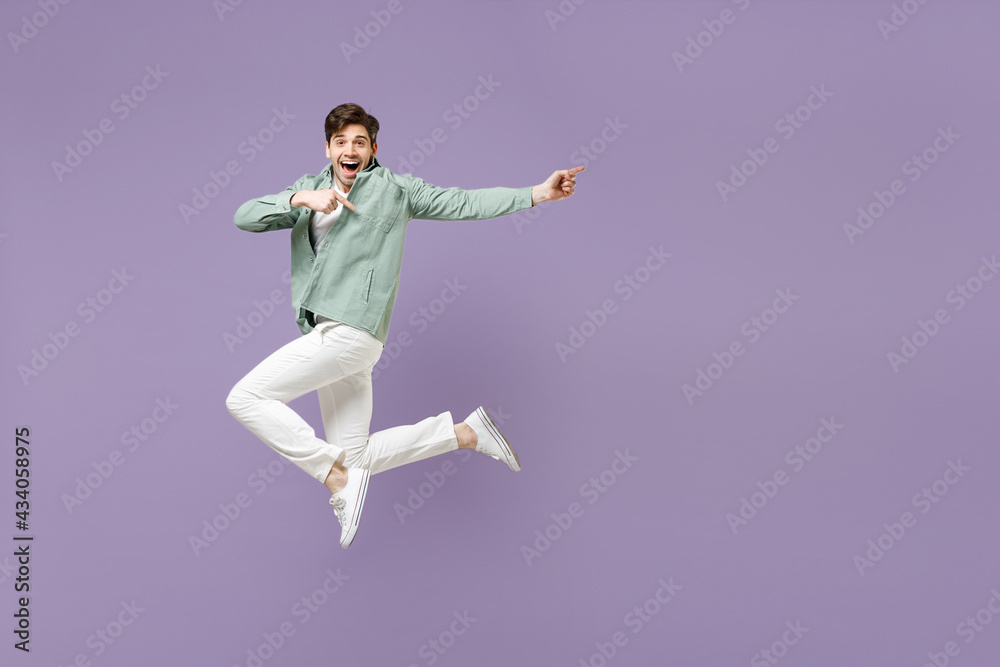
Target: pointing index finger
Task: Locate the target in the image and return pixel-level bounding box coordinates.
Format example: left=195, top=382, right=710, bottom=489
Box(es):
left=338, top=190, right=356, bottom=211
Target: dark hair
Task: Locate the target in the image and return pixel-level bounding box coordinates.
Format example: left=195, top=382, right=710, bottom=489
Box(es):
left=324, top=103, right=379, bottom=146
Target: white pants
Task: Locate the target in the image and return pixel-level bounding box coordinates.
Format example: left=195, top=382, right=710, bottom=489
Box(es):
left=226, top=319, right=458, bottom=483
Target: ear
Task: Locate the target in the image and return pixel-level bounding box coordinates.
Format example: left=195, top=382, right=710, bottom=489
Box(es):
left=325, top=141, right=332, bottom=159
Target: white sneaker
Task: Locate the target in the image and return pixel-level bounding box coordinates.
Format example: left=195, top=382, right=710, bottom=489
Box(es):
left=329, top=467, right=370, bottom=549
left=464, top=406, right=520, bottom=472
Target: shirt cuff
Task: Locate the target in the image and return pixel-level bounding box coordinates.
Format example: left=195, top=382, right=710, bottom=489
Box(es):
left=275, top=189, right=297, bottom=213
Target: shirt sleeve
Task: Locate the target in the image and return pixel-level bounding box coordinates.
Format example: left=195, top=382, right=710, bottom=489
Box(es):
left=405, top=174, right=533, bottom=222
left=233, top=174, right=309, bottom=232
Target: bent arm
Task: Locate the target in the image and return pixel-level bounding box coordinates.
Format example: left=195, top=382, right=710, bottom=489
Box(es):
left=233, top=175, right=307, bottom=233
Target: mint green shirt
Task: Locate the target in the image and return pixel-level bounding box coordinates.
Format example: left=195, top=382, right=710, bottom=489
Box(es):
left=234, top=156, right=533, bottom=344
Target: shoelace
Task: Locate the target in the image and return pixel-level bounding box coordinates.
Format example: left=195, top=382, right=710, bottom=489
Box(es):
left=330, top=496, right=347, bottom=526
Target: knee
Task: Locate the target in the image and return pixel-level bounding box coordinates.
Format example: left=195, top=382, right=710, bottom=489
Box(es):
left=226, top=384, right=254, bottom=417
left=341, top=446, right=372, bottom=471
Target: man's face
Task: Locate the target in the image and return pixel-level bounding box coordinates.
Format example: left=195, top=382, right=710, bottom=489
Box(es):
left=325, top=123, right=376, bottom=192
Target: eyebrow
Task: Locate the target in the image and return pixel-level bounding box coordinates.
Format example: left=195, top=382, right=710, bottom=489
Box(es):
left=333, top=134, right=368, bottom=141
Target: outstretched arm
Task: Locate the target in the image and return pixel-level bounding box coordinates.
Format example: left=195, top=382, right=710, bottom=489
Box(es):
left=406, top=165, right=586, bottom=222
left=530, top=166, right=585, bottom=206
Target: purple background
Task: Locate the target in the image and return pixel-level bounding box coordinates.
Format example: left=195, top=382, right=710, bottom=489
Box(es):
left=4, top=1, right=1000, bottom=665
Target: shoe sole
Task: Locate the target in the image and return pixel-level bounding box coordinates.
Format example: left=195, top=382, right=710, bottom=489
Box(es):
left=340, top=469, right=370, bottom=549
left=478, top=407, right=521, bottom=472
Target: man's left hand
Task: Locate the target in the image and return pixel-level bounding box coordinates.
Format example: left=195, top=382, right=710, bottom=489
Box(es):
left=532, top=166, right=585, bottom=206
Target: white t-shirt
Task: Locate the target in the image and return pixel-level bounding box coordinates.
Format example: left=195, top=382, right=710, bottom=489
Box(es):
left=309, top=183, right=349, bottom=253
left=309, top=183, right=350, bottom=326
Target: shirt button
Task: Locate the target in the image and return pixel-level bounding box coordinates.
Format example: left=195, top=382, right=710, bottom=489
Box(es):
left=302, top=234, right=306, bottom=239
left=309, top=257, right=314, bottom=262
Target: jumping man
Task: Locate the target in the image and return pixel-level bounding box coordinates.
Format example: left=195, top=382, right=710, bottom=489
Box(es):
left=226, top=102, right=583, bottom=548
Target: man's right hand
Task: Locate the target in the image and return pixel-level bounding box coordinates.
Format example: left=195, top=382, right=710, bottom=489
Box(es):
left=290, top=189, right=356, bottom=213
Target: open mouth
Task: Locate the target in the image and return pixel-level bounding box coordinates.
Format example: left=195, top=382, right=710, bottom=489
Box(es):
left=341, top=160, right=360, bottom=176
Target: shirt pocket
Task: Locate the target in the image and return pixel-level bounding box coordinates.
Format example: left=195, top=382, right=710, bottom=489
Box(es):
left=358, top=177, right=406, bottom=233
left=359, top=268, right=373, bottom=304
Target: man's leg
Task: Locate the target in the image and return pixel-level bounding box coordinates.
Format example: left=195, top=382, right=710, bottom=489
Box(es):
left=315, top=327, right=481, bottom=485
left=319, top=390, right=477, bottom=492
left=226, top=322, right=358, bottom=483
